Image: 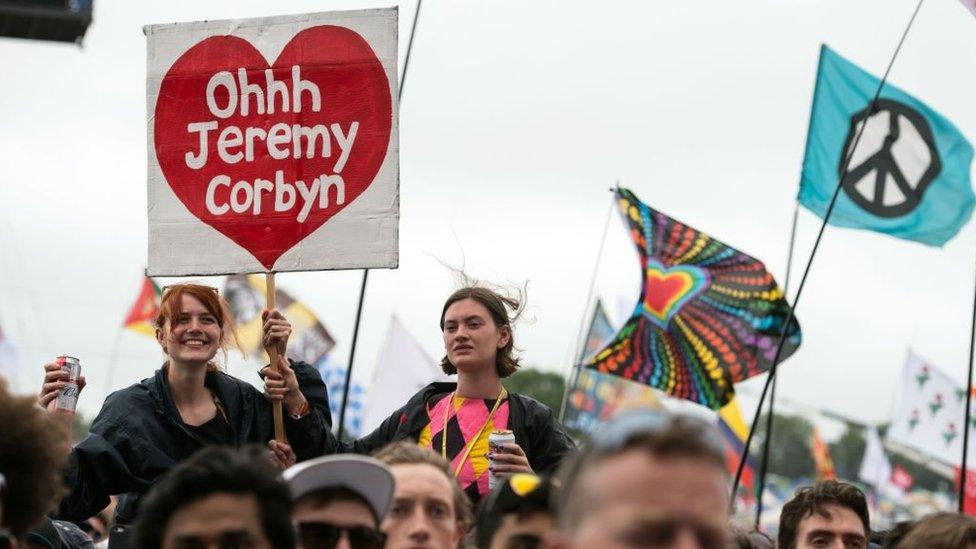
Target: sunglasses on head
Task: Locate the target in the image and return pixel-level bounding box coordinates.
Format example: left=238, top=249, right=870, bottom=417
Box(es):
left=297, top=522, right=386, bottom=549
left=589, top=409, right=726, bottom=458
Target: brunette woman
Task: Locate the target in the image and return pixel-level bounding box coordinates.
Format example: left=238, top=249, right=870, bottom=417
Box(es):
left=324, top=286, right=574, bottom=501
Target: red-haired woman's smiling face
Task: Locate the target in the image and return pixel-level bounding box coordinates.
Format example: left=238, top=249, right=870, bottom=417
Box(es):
left=157, top=294, right=222, bottom=366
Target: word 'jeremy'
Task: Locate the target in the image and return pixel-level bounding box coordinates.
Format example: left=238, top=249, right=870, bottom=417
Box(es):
left=182, top=66, right=357, bottom=222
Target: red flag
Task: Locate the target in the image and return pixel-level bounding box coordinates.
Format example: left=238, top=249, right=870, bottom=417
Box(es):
left=954, top=467, right=976, bottom=516
left=811, top=428, right=836, bottom=480
left=891, top=465, right=914, bottom=491
left=123, top=277, right=161, bottom=337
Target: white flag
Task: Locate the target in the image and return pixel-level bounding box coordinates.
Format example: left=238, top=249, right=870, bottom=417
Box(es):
left=361, top=316, right=449, bottom=433
left=0, top=326, right=18, bottom=385
left=858, top=426, right=892, bottom=488
left=887, top=351, right=976, bottom=467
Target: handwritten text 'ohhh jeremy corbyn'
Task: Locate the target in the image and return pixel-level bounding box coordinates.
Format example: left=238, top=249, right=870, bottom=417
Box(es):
left=181, top=67, right=358, bottom=223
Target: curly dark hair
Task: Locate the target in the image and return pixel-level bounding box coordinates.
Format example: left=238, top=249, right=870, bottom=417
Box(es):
left=132, top=445, right=294, bottom=549
left=439, top=286, right=522, bottom=378
left=0, top=379, right=69, bottom=539
left=778, top=480, right=869, bottom=549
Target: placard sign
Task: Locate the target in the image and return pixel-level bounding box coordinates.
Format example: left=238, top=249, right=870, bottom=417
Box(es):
left=146, top=9, right=398, bottom=275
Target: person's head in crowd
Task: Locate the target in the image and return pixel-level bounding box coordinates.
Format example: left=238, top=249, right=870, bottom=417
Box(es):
left=133, top=445, right=294, bottom=549
left=79, top=498, right=116, bottom=545
left=877, top=520, right=914, bottom=549
left=729, top=524, right=774, bottom=549
left=778, top=480, right=870, bottom=549
left=439, top=286, right=522, bottom=378
left=283, top=455, right=394, bottom=549
left=374, top=442, right=472, bottom=549
left=475, top=473, right=555, bottom=549
left=154, top=283, right=241, bottom=371
left=24, top=518, right=95, bottom=549
left=893, top=512, right=976, bottom=549
left=0, top=378, right=69, bottom=548
left=551, top=409, right=730, bottom=549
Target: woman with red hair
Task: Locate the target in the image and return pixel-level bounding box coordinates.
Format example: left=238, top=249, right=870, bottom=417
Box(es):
left=37, top=283, right=330, bottom=535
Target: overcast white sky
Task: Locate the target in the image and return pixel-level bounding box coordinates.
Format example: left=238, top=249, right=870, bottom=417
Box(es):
left=1, top=0, right=975, bottom=428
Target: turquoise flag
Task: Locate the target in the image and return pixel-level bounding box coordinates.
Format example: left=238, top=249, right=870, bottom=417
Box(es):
left=798, top=45, right=974, bottom=246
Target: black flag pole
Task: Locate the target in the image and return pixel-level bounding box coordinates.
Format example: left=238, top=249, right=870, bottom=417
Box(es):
left=337, top=0, right=424, bottom=439
left=730, top=0, right=926, bottom=506
left=754, top=203, right=800, bottom=528
left=958, top=253, right=976, bottom=511
left=558, top=188, right=617, bottom=422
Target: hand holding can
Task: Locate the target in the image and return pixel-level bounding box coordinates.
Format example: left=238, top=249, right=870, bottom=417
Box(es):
left=488, top=430, right=517, bottom=490
left=40, top=356, right=86, bottom=414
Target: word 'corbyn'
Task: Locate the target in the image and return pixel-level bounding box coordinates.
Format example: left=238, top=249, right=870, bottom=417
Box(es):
left=181, top=66, right=358, bottom=222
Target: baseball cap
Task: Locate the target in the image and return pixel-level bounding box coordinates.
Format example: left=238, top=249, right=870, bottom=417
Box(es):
left=283, top=455, right=394, bottom=522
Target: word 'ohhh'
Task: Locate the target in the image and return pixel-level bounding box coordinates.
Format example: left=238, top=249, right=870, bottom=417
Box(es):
left=184, top=66, right=356, bottom=222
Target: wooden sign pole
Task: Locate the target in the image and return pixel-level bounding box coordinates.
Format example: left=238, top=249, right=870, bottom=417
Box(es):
left=266, top=272, right=286, bottom=443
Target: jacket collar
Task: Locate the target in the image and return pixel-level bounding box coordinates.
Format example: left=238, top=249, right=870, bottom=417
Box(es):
left=147, top=365, right=252, bottom=444
left=400, top=381, right=524, bottom=436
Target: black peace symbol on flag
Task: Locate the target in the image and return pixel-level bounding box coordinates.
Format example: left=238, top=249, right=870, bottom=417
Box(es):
left=839, top=99, right=942, bottom=218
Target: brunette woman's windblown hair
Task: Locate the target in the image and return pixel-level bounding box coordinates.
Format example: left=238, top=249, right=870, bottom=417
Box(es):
left=439, top=279, right=527, bottom=378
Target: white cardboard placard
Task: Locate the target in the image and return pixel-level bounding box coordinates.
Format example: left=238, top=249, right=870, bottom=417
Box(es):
left=146, top=8, right=398, bottom=276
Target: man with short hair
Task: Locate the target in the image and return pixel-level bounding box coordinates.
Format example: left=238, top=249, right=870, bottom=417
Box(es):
left=132, top=446, right=294, bottom=549
left=374, top=442, right=472, bottom=549
left=777, top=480, right=870, bottom=549
left=549, top=410, right=731, bottom=549
left=283, top=455, right=393, bottom=549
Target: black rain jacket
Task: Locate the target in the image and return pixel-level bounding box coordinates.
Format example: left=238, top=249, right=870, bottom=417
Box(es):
left=55, top=360, right=330, bottom=524
left=323, top=382, right=575, bottom=474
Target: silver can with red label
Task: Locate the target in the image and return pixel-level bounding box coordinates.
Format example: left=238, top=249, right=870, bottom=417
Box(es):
left=54, top=355, right=81, bottom=414
left=488, top=429, right=516, bottom=490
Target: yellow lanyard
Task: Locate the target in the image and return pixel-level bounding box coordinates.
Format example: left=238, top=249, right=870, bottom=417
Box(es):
left=441, top=388, right=508, bottom=477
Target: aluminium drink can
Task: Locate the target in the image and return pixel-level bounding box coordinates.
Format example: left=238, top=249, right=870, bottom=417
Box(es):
left=54, top=355, right=81, bottom=414
left=488, top=429, right=516, bottom=490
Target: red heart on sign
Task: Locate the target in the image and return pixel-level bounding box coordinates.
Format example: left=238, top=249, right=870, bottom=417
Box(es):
left=154, top=25, right=393, bottom=270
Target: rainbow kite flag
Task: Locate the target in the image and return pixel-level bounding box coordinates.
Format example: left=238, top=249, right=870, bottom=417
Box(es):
left=585, top=188, right=801, bottom=409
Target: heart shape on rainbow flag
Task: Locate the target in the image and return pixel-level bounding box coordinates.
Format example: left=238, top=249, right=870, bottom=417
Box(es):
left=642, top=259, right=709, bottom=328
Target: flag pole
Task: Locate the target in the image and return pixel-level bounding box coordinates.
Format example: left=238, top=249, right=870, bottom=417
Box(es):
left=100, top=326, right=125, bottom=400
left=959, top=251, right=976, bottom=511
left=558, top=187, right=616, bottom=422
left=731, top=0, right=926, bottom=507
left=754, top=203, right=800, bottom=528
left=264, top=272, right=287, bottom=443
left=337, top=0, right=423, bottom=438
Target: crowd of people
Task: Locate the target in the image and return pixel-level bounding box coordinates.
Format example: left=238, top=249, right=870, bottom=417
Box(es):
left=2, top=282, right=976, bottom=547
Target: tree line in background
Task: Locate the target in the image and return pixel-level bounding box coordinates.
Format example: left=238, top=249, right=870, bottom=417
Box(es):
left=755, top=414, right=952, bottom=493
